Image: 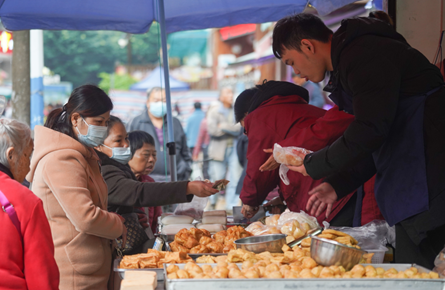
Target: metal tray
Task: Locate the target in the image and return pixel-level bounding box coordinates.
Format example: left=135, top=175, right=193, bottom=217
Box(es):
left=188, top=253, right=227, bottom=260
left=164, top=263, right=445, bottom=290
left=113, top=258, right=164, bottom=281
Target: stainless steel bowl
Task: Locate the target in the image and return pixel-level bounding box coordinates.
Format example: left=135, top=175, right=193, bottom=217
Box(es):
left=310, top=236, right=366, bottom=271
left=234, top=234, right=286, bottom=253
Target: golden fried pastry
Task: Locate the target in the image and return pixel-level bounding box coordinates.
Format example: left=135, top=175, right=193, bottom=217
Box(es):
left=146, top=248, right=166, bottom=258
left=222, top=243, right=236, bottom=253
left=183, top=236, right=199, bottom=249
left=164, top=252, right=188, bottom=263
left=169, top=241, right=180, bottom=252
left=207, top=241, right=224, bottom=253
left=202, top=265, right=213, bottom=274
left=199, top=236, right=213, bottom=246
left=176, top=269, right=190, bottom=279
left=302, top=257, right=317, bottom=269
left=350, top=264, right=365, bottom=278
left=119, top=257, right=139, bottom=269
left=168, top=272, right=179, bottom=279
left=200, top=228, right=211, bottom=237
left=174, top=231, right=191, bottom=246
left=300, top=238, right=312, bottom=247
left=167, top=264, right=180, bottom=274
left=139, top=255, right=159, bottom=268
left=318, top=233, right=338, bottom=240
left=189, top=228, right=204, bottom=241
left=300, top=268, right=316, bottom=278
left=196, top=255, right=216, bottom=263
left=213, top=230, right=228, bottom=244
left=190, top=245, right=209, bottom=254
left=177, top=244, right=190, bottom=253
left=319, top=267, right=334, bottom=278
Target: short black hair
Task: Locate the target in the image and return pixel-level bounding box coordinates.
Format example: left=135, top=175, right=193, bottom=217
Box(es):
left=234, top=87, right=259, bottom=123
left=194, top=102, right=202, bottom=109
left=107, top=115, right=124, bottom=135
left=272, top=13, right=333, bottom=58
left=128, top=130, right=155, bottom=157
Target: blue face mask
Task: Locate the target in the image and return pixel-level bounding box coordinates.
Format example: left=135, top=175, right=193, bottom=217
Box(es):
left=76, top=118, right=108, bottom=148
left=102, top=144, right=132, bottom=164
left=149, top=102, right=167, bottom=118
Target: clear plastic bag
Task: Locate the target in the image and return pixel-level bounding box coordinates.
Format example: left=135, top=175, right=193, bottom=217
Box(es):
left=245, top=222, right=281, bottom=236
left=277, top=210, right=319, bottom=229
left=327, top=220, right=389, bottom=249
left=173, top=196, right=208, bottom=221
left=273, top=143, right=312, bottom=185
left=433, top=246, right=445, bottom=276
left=273, top=143, right=312, bottom=166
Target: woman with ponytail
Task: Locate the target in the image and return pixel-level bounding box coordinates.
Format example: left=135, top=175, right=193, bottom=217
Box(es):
left=27, top=85, right=126, bottom=290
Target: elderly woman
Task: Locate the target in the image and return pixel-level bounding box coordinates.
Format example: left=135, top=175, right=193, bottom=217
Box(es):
left=0, top=118, right=59, bottom=290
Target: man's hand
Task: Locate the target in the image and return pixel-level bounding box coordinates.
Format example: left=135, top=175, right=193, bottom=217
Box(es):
left=306, top=182, right=338, bottom=218
left=137, top=213, right=149, bottom=228
left=259, top=149, right=279, bottom=171
left=263, top=197, right=286, bottom=214
left=187, top=181, right=219, bottom=197
left=241, top=204, right=259, bottom=219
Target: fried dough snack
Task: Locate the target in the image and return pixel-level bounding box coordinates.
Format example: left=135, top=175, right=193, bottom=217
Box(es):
left=170, top=227, right=253, bottom=254
left=119, top=250, right=193, bottom=269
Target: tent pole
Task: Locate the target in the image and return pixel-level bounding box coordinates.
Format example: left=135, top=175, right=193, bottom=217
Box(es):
left=157, top=0, right=177, bottom=181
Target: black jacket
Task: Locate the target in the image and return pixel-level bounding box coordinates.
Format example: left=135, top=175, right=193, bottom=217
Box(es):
left=304, top=18, right=445, bottom=243
left=126, top=109, right=192, bottom=181
left=96, top=150, right=192, bottom=215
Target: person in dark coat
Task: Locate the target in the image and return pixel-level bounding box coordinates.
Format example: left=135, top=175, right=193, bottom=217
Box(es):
left=127, top=87, right=192, bottom=181
left=95, top=116, right=219, bottom=252
left=271, top=13, right=445, bottom=268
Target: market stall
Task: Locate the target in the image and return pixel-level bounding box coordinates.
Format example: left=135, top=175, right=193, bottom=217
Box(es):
left=115, top=208, right=443, bottom=289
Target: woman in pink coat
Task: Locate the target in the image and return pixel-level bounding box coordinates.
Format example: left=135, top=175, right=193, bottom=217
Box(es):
left=0, top=118, right=59, bottom=290
left=27, top=85, right=126, bottom=290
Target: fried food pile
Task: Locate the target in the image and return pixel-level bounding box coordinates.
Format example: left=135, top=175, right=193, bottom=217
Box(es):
left=177, top=248, right=440, bottom=280
left=119, top=249, right=194, bottom=269
left=170, top=226, right=253, bottom=254
left=298, top=229, right=374, bottom=263
left=300, top=229, right=359, bottom=249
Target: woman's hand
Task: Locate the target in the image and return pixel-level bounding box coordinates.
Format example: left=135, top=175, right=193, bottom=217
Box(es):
left=137, top=213, right=149, bottom=228
left=241, top=204, right=259, bottom=219
left=287, top=164, right=309, bottom=176
left=187, top=181, right=219, bottom=197
left=259, top=149, right=279, bottom=171
left=306, top=182, right=338, bottom=218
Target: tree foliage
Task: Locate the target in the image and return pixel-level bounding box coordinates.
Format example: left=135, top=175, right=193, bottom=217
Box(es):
left=44, top=23, right=161, bottom=88
left=98, top=72, right=137, bottom=93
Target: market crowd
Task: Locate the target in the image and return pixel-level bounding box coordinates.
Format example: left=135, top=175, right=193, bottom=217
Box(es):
left=1, top=10, right=444, bottom=290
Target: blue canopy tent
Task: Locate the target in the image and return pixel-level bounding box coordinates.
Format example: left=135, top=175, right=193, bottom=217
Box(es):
left=130, top=66, right=190, bottom=92
left=0, top=0, right=358, bottom=181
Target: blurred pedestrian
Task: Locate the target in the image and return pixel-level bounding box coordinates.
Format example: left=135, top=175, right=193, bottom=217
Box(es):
left=186, top=101, right=205, bottom=153
left=207, top=87, right=243, bottom=211
left=293, top=75, right=325, bottom=108
left=127, top=87, right=192, bottom=182
left=0, top=118, right=59, bottom=290
left=192, top=117, right=211, bottom=180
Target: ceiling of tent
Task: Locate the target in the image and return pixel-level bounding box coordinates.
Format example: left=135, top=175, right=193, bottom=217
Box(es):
left=0, top=0, right=359, bottom=34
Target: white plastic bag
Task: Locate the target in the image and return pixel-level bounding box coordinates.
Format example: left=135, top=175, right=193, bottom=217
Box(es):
left=274, top=144, right=312, bottom=185
left=277, top=210, right=319, bottom=229
left=433, top=246, right=445, bottom=276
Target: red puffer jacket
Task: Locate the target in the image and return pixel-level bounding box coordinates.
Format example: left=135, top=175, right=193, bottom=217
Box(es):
left=241, top=95, right=383, bottom=225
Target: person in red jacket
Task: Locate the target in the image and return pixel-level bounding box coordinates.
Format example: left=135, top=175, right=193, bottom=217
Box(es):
left=236, top=81, right=383, bottom=226
left=0, top=118, right=59, bottom=290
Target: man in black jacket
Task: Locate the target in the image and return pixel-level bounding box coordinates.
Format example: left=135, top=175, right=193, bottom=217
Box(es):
left=270, top=13, right=445, bottom=268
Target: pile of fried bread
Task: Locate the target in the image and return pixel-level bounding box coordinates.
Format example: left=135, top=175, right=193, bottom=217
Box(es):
left=170, top=226, right=252, bottom=254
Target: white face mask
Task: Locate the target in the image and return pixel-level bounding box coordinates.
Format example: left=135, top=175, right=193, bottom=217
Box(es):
left=102, top=144, right=132, bottom=165
left=75, top=118, right=108, bottom=148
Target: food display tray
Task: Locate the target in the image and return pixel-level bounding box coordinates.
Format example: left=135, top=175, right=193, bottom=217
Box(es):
left=188, top=253, right=227, bottom=260
left=113, top=258, right=164, bottom=281
left=163, top=263, right=445, bottom=290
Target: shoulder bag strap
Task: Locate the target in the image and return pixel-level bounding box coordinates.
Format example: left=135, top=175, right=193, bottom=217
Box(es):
left=0, top=189, right=21, bottom=237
